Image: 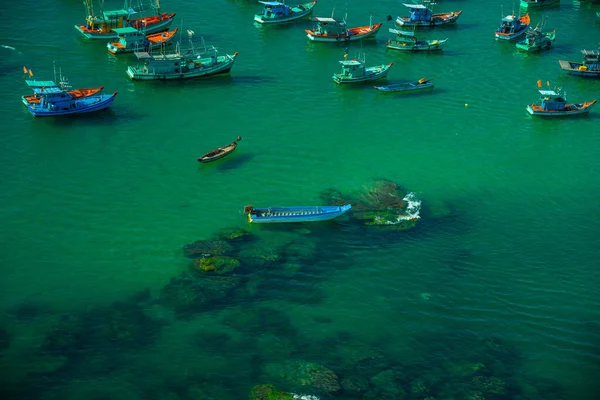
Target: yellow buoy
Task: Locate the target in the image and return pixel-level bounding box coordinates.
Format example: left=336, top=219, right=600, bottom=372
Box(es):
left=465, top=103, right=468, bottom=107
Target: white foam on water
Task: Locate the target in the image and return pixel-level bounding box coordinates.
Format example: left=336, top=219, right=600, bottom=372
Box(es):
left=292, top=395, right=320, bottom=400
left=1, top=45, right=16, bottom=50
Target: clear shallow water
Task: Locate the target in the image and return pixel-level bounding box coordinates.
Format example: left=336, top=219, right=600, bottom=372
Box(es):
left=1, top=0, right=600, bottom=399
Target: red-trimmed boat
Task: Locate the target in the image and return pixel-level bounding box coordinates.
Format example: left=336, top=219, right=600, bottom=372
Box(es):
left=306, top=15, right=382, bottom=42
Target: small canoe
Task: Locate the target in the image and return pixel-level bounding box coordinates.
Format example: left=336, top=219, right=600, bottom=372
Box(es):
left=245, top=204, right=352, bottom=223
left=375, top=78, right=434, bottom=92
left=197, top=136, right=242, bottom=163
left=22, top=86, right=104, bottom=104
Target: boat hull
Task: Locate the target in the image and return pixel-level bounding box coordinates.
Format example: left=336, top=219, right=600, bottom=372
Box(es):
left=396, top=10, right=462, bottom=27
left=558, top=60, right=600, bottom=78
left=375, top=81, right=434, bottom=92
left=198, top=146, right=237, bottom=163
left=333, top=63, right=393, bottom=84
left=386, top=38, right=447, bottom=51
left=526, top=100, right=596, bottom=116
left=248, top=205, right=352, bottom=223
left=520, top=0, right=560, bottom=9
left=25, top=93, right=117, bottom=117
left=306, top=23, right=382, bottom=42
left=107, top=28, right=178, bottom=54
left=75, top=14, right=175, bottom=40
left=495, top=28, right=528, bottom=40
left=127, top=54, right=237, bottom=80
left=254, top=2, right=316, bottom=24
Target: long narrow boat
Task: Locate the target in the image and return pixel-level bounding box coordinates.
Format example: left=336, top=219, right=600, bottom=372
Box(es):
left=306, top=16, right=382, bottom=42
left=386, top=28, right=447, bottom=51
left=197, top=136, right=242, bottom=163
left=107, top=27, right=178, bottom=54
left=254, top=1, right=317, bottom=24
left=374, top=78, right=434, bottom=93
left=520, top=0, right=560, bottom=10
left=245, top=204, right=352, bottom=223
left=526, top=86, right=596, bottom=117
left=558, top=49, right=600, bottom=78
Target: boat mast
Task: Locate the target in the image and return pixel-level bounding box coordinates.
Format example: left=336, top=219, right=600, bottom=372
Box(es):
left=83, top=0, right=95, bottom=18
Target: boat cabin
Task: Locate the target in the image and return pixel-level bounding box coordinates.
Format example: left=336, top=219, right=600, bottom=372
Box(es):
left=86, top=9, right=130, bottom=33
left=338, top=59, right=365, bottom=78
left=404, top=4, right=432, bottom=23
left=390, top=28, right=416, bottom=43
left=133, top=47, right=219, bottom=75
left=537, top=90, right=567, bottom=111
left=259, top=1, right=291, bottom=18
left=581, top=49, right=600, bottom=68
left=498, top=15, right=524, bottom=34
left=28, top=85, right=78, bottom=111
left=112, top=27, right=149, bottom=48
left=312, top=17, right=347, bottom=35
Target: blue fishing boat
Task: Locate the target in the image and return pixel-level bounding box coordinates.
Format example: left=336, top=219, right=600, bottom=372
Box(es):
left=526, top=82, right=596, bottom=117
left=494, top=12, right=530, bottom=40
left=396, top=2, right=462, bottom=28
left=22, top=78, right=116, bottom=117
left=244, top=204, right=351, bottom=223
left=254, top=1, right=317, bottom=24
left=558, top=48, right=600, bottom=78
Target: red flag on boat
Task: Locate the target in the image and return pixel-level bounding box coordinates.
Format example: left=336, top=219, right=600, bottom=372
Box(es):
left=537, top=80, right=542, bottom=88
left=29, top=69, right=33, bottom=77
left=23, top=66, right=27, bottom=74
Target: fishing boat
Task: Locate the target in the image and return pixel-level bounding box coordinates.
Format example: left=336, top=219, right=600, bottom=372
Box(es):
left=374, top=78, right=434, bottom=92
left=22, top=72, right=116, bottom=117
left=333, top=51, right=393, bottom=84
left=495, top=12, right=530, bottom=40
left=22, top=80, right=103, bottom=105
left=75, top=0, right=176, bottom=40
left=520, top=0, right=560, bottom=10
left=244, top=204, right=352, bottom=223
left=126, top=31, right=238, bottom=80
left=526, top=82, right=596, bottom=116
left=254, top=1, right=317, bottom=24
left=396, top=2, right=462, bottom=28
left=515, top=26, right=555, bottom=52
left=305, top=15, right=382, bottom=42
left=107, top=27, right=178, bottom=54
left=197, top=137, right=242, bottom=163
left=558, top=48, right=600, bottom=78
left=386, top=28, right=447, bottom=51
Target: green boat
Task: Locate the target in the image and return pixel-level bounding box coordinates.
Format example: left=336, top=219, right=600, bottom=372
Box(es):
left=516, top=25, right=555, bottom=52
left=520, top=0, right=560, bottom=10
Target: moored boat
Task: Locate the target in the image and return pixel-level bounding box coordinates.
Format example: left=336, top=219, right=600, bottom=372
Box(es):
left=396, top=2, right=462, bottom=28
left=520, top=0, right=560, bottom=10
left=126, top=31, right=238, bottom=80
left=558, top=48, right=600, bottom=78
left=515, top=20, right=555, bottom=52
left=22, top=80, right=104, bottom=105
left=526, top=82, right=596, bottom=116
left=374, top=78, right=434, bottom=92
left=386, top=28, right=447, bottom=51
left=244, top=204, right=352, bottom=223
left=305, top=15, right=382, bottom=42
left=75, top=0, right=176, bottom=40
left=495, top=12, right=530, bottom=40
left=254, top=1, right=317, bottom=24
left=333, top=51, right=392, bottom=84
left=22, top=74, right=116, bottom=117
left=107, top=27, right=178, bottom=54
left=197, top=136, right=242, bottom=163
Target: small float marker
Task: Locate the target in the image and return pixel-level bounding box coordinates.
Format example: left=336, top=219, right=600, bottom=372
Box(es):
left=465, top=103, right=468, bottom=107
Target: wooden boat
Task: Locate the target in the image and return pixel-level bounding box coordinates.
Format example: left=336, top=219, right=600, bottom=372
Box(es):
left=75, top=0, right=176, bottom=40
left=306, top=15, right=382, bottom=42
left=245, top=204, right=352, bottom=223
left=126, top=31, right=238, bottom=80
left=520, top=0, right=560, bottom=10
left=254, top=1, right=316, bottom=24
left=22, top=78, right=116, bottom=117
left=516, top=27, right=555, bottom=52
left=495, top=13, right=530, bottom=40
left=386, top=28, right=447, bottom=51
left=396, top=3, right=462, bottom=28
left=107, top=27, right=178, bottom=54
left=197, top=137, right=242, bottom=163
left=333, top=52, right=393, bottom=84
left=374, top=78, right=434, bottom=93
left=526, top=83, right=596, bottom=116
left=558, top=48, right=600, bottom=78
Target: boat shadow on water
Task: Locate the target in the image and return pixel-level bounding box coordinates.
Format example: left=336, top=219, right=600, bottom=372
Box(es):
left=212, top=153, right=255, bottom=171
left=31, top=108, right=126, bottom=127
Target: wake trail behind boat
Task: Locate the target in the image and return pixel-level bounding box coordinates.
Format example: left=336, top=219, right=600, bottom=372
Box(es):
left=1, top=45, right=16, bottom=51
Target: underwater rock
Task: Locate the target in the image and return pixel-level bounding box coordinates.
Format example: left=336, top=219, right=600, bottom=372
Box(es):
left=237, top=245, right=281, bottom=268
left=367, top=369, right=407, bottom=399
left=471, top=376, right=506, bottom=396
left=159, top=271, right=242, bottom=316
left=191, top=255, right=241, bottom=274
left=250, top=384, right=295, bottom=400
left=340, top=375, right=370, bottom=395
left=281, top=240, right=317, bottom=266
left=182, top=240, right=233, bottom=258
left=266, top=360, right=340, bottom=394
left=216, top=227, right=255, bottom=242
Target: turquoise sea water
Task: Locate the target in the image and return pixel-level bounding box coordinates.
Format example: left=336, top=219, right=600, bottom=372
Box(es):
left=1, top=0, right=600, bottom=399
